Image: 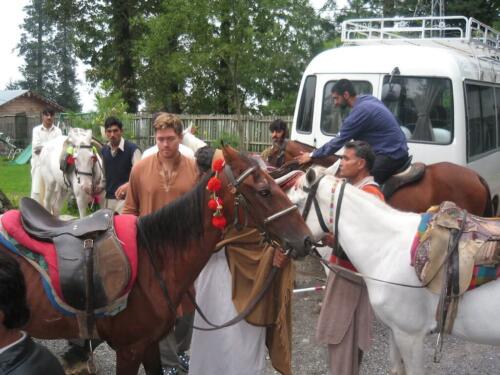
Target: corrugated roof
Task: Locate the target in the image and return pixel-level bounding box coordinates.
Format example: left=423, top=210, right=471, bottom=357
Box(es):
left=0, top=90, right=28, bottom=106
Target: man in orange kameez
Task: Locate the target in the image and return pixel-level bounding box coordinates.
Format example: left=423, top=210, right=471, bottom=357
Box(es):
left=123, top=113, right=199, bottom=375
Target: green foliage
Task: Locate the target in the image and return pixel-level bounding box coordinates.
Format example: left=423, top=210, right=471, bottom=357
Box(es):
left=137, top=0, right=328, bottom=115
left=214, top=132, right=240, bottom=148
left=0, top=161, right=31, bottom=208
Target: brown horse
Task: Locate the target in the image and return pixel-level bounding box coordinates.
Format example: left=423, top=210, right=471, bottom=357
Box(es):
left=267, top=140, right=338, bottom=168
left=269, top=140, right=493, bottom=216
left=0, top=146, right=312, bottom=375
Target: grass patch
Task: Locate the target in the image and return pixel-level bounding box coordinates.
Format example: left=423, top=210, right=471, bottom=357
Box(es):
left=0, top=159, right=31, bottom=207
left=0, top=159, right=79, bottom=215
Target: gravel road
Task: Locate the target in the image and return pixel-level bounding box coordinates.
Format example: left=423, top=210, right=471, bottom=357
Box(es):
left=40, top=256, right=500, bottom=374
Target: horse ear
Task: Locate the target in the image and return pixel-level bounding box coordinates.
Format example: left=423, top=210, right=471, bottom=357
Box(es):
left=221, top=144, right=237, bottom=163
left=306, top=168, right=316, bottom=186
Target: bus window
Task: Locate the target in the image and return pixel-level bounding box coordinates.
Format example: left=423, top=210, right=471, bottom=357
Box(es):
left=296, top=75, right=316, bottom=133
left=466, top=84, right=497, bottom=159
left=382, top=76, right=453, bottom=144
left=321, top=81, right=372, bottom=135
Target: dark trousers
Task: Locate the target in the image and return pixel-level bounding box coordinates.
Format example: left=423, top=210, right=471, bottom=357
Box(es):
left=372, top=153, right=410, bottom=185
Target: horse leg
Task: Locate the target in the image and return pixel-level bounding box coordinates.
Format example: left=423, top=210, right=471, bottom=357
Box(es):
left=391, top=329, right=425, bottom=375
left=116, top=348, right=142, bottom=375
left=75, top=192, right=88, bottom=218
left=389, top=329, right=406, bottom=375
left=142, top=342, right=162, bottom=375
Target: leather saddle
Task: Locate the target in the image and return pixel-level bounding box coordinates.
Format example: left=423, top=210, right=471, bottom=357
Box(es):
left=19, top=197, right=130, bottom=313
left=382, top=157, right=426, bottom=200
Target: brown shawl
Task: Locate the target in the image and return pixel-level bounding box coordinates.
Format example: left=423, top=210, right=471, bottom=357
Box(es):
left=222, top=227, right=294, bottom=375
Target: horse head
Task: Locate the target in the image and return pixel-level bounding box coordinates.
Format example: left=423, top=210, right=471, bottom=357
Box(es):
left=66, top=128, right=103, bottom=200
left=286, top=168, right=338, bottom=243
left=221, top=145, right=312, bottom=259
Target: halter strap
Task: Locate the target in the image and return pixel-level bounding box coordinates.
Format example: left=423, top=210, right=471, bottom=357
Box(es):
left=302, top=176, right=329, bottom=233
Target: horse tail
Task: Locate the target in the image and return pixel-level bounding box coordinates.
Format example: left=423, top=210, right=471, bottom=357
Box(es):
left=478, top=174, right=494, bottom=217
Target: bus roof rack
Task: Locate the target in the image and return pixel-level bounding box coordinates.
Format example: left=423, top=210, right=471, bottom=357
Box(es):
left=341, top=16, right=500, bottom=60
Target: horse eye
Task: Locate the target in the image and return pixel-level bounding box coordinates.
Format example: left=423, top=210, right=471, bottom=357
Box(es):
left=259, top=189, right=271, bottom=197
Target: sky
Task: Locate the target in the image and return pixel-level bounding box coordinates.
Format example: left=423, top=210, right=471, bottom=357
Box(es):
left=0, top=0, right=337, bottom=113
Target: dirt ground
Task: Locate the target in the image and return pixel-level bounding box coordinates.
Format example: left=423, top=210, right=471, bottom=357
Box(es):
left=40, top=255, right=500, bottom=374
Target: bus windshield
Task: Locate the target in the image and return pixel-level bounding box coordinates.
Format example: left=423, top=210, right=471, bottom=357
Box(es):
left=382, top=76, right=454, bottom=144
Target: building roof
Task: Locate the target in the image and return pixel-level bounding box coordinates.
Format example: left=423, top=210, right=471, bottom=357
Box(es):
left=0, top=90, right=64, bottom=111
left=0, top=90, right=28, bottom=106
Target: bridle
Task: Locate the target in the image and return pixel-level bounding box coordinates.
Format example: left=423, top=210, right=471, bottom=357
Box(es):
left=301, top=175, right=331, bottom=234
left=141, top=162, right=303, bottom=331
left=67, top=144, right=103, bottom=195
left=224, top=164, right=299, bottom=250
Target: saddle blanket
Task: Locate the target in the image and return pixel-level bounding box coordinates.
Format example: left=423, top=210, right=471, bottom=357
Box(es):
left=410, top=203, right=500, bottom=293
left=0, top=211, right=138, bottom=316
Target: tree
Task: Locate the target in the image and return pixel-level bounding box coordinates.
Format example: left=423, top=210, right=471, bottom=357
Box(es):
left=17, top=0, right=58, bottom=100
left=74, top=0, right=163, bottom=113
left=137, top=0, right=327, bottom=116
left=16, top=0, right=81, bottom=111
left=48, top=0, right=81, bottom=111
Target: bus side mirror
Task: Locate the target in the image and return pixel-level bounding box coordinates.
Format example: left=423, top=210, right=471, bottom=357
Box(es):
left=382, top=83, right=401, bottom=102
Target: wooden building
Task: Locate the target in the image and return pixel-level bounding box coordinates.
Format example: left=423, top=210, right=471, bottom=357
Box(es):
left=0, top=90, right=64, bottom=147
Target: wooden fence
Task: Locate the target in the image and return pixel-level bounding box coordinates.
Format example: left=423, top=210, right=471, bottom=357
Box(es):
left=59, top=113, right=293, bottom=152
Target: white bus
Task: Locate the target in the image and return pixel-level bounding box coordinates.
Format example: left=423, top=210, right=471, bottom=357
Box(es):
left=291, top=16, right=500, bottom=213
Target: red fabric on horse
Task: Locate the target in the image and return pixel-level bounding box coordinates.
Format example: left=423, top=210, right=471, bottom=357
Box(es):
left=1, top=210, right=138, bottom=302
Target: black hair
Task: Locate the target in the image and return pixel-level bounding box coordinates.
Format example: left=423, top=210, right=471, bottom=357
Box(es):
left=344, top=140, right=375, bottom=171
left=269, top=119, right=289, bottom=138
left=0, top=252, right=30, bottom=329
left=195, top=146, right=215, bottom=175
left=42, top=107, right=55, bottom=116
left=331, top=79, right=357, bottom=97
left=104, top=116, right=123, bottom=130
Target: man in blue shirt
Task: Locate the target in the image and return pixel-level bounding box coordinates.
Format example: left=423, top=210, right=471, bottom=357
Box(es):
left=296, top=79, right=409, bottom=184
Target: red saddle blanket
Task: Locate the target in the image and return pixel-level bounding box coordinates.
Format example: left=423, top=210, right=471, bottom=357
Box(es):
left=1, top=210, right=138, bottom=305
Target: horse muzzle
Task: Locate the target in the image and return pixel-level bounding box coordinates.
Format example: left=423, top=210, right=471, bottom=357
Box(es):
left=284, top=236, right=312, bottom=260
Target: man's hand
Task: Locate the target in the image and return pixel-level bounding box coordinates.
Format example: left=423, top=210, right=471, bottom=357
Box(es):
left=273, top=248, right=290, bottom=268
left=115, top=182, right=129, bottom=200
left=321, top=233, right=335, bottom=248
left=295, top=151, right=311, bottom=165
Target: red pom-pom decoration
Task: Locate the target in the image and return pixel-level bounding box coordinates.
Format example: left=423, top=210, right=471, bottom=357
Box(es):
left=211, top=215, right=227, bottom=230
left=207, top=177, right=222, bottom=192
left=208, top=198, right=218, bottom=211
left=213, top=158, right=225, bottom=172
left=66, top=155, right=75, bottom=165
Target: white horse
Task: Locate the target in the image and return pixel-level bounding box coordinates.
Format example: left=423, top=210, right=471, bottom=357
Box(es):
left=38, top=128, right=105, bottom=218
left=142, top=124, right=207, bottom=159
left=285, top=170, right=500, bottom=375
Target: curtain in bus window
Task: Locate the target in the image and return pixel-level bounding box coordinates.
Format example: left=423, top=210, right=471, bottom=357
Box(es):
left=412, top=80, right=444, bottom=141
left=466, top=84, right=482, bottom=158
left=496, top=88, right=500, bottom=148
left=297, top=75, right=316, bottom=133
left=321, top=81, right=372, bottom=135
left=480, top=86, right=496, bottom=153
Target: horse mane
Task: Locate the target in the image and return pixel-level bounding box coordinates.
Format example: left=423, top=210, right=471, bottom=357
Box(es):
left=136, top=172, right=211, bottom=261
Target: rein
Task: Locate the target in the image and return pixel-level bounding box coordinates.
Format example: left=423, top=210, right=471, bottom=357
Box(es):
left=142, top=163, right=298, bottom=331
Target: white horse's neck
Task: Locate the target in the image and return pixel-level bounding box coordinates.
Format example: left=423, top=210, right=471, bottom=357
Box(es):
left=332, top=181, right=421, bottom=277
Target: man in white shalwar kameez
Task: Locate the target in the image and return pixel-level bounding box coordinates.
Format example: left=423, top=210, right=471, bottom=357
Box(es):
left=189, top=250, right=267, bottom=375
